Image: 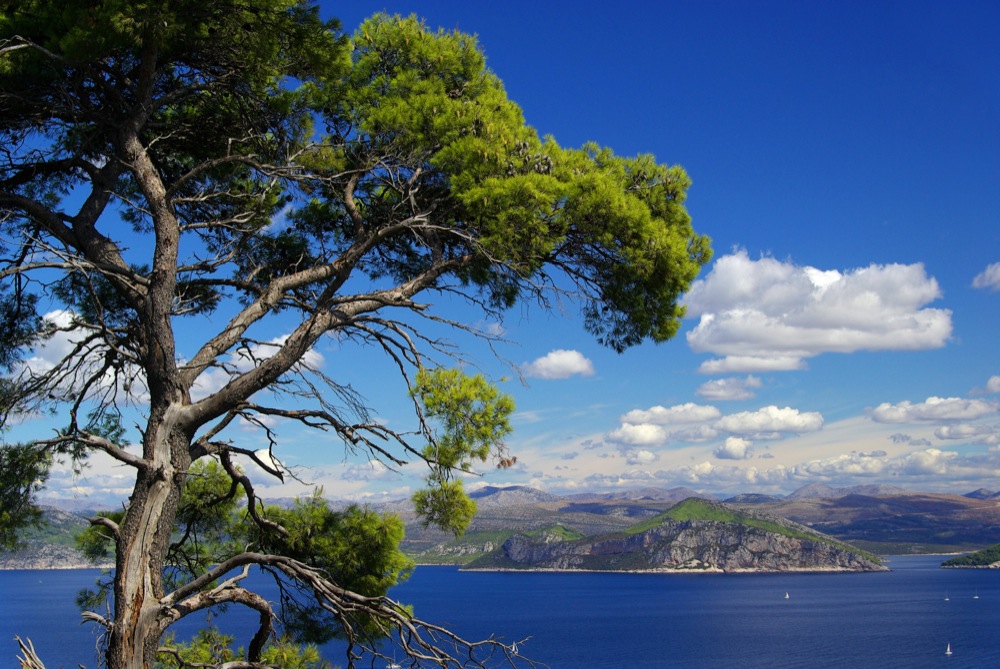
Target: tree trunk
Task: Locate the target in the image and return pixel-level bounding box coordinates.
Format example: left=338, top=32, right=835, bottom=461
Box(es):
left=105, top=403, right=190, bottom=669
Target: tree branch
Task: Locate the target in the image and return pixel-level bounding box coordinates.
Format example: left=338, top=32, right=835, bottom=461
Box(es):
left=160, top=565, right=274, bottom=663
left=36, top=433, right=149, bottom=471
left=159, top=552, right=530, bottom=669
left=14, top=636, right=46, bottom=669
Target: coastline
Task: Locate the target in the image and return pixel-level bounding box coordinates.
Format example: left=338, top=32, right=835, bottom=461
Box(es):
left=0, top=562, right=112, bottom=571
left=457, top=564, right=887, bottom=574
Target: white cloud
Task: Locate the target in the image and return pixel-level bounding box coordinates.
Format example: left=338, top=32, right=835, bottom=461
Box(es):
left=696, top=376, right=763, bottom=401
left=972, top=262, right=1000, bottom=291
left=608, top=403, right=722, bottom=448
left=899, top=448, right=957, bottom=475
left=22, top=310, right=78, bottom=373
left=670, top=424, right=721, bottom=443
left=935, top=423, right=1000, bottom=444
left=713, top=405, right=824, bottom=436
left=522, top=349, right=595, bottom=380
left=987, top=376, right=1000, bottom=394
left=870, top=397, right=999, bottom=424
left=607, top=423, right=667, bottom=446
left=620, top=402, right=721, bottom=425
left=624, top=448, right=659, bottom=466
left=683, top=250, right=952, bottom=373
left=797, top=451, right=890, bottom=477
left=698, top=355, right=806, bottom=374
left=714, top=436, right=753, bottom=460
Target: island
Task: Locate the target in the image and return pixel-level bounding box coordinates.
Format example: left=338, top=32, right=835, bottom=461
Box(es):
left=941, top=544, right=1000, bottom=568
left=463, top=498, right=887, bottom=573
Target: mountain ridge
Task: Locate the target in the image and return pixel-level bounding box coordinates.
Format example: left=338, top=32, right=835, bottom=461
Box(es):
left=465, top=498, right=886, bottom=573
left=9, top=484, right=1000, bottom=569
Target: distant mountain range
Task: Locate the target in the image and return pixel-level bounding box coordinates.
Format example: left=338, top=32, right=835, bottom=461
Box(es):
left=408, top=484, right=1000, bottom=562
left=6, top=483, right=1000, bottom=570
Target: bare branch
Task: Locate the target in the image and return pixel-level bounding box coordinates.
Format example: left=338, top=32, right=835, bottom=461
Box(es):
left=159, top=552, right=533, bottom=669
left=218, top=451, right=289, bottom=538
left=36, top=432, right=149, bottom=471
left=15, top=636, right=46, bottom=669
left=160, top=565, right=274, bottom=663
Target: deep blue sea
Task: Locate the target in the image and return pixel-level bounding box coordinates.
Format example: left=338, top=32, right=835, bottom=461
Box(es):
left=2, top=555, right=998, bottom=668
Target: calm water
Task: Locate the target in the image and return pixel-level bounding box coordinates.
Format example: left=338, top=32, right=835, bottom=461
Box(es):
left=2, top=555, right=998, bottom=668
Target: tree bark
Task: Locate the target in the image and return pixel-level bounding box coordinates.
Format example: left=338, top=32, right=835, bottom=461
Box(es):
left=105, top=404, right=190, bottom=669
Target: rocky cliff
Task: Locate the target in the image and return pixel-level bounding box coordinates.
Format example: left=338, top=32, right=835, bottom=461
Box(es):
left=0, top=506, right=110, bottom=570
left=0, top=540, right=110, bottom=570
left=467, top=498, right=886, bottom=573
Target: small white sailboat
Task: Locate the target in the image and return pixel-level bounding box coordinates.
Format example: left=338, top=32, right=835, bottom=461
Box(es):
left=944, top=591, right=950, bottom=601
left=784, top=592, right=789, bottom=599
left=945, top=643, right=953, bottom=655
left=973, top=590, right=980, bottom=599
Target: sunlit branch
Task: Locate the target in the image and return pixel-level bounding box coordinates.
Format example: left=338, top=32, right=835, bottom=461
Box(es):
left=35, top=433, right=148, bottom=471
left=90, top=514, right=121, bottom=540
left=160, top=565, right=274, bottom=664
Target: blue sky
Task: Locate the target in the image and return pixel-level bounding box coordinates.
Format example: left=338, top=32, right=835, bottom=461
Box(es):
left=23, top=1, right=1000, bottom=505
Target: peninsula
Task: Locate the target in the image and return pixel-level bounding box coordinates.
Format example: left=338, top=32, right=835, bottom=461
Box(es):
left=463, top=498, right=886, bottom=573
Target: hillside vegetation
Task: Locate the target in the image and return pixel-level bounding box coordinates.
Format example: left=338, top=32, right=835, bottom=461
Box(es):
left=464, top=497, right=885, bottom=573
left=941, top=544, right=1000, bottom=567
left=9, top=485, right=1000, bottom=569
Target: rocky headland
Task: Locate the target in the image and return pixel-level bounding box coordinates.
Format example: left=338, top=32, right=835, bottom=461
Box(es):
left=465, top=498, right=886, bottom=573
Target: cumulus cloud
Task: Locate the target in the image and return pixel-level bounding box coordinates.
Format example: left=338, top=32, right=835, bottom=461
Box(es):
left=607, top=423, right=667, bottom=446
left=696, top=376, right=763, bottom=401
left=899, top=448, right=957, bottom=475
left=713, top=405, right=823, bottom=436
left=550, top=436, right=1000, bottom=496
left=797, top=452, right=890, bottom=478
left=670, top=424, right=721, bottom=443
left=608, top=403, right=821, bottom=448
left=714, top=436, right=753, bottom=460
left=972, top=262, right=1000, bottom=291
left=935, top=424, right=1000, bottom=445
left=608, top=403, right=723, bottom=447
left=624, top=448, right=659, bottom=466
left=870, top=397, right=999, bottom=423
left=620, top=402, right=721, bottom=425
left=986, top=376, right=1000, bottom=394
left=683, top=250, right=952, bottom=373
left=522, top=349, right=595, bottom=380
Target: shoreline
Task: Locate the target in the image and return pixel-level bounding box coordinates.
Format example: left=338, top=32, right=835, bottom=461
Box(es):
left=443, top=564, right=890, bottom=574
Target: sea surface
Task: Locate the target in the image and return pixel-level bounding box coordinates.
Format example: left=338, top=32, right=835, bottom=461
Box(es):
left=2, top=555, right=998, bottom=668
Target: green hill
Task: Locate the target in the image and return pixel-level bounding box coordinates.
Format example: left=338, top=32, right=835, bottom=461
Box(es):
left=465, top=498, right=886, bottom=573
left=941, top=544, right=1000, bottom=567
left=625, top=498, right=880, bottom=563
